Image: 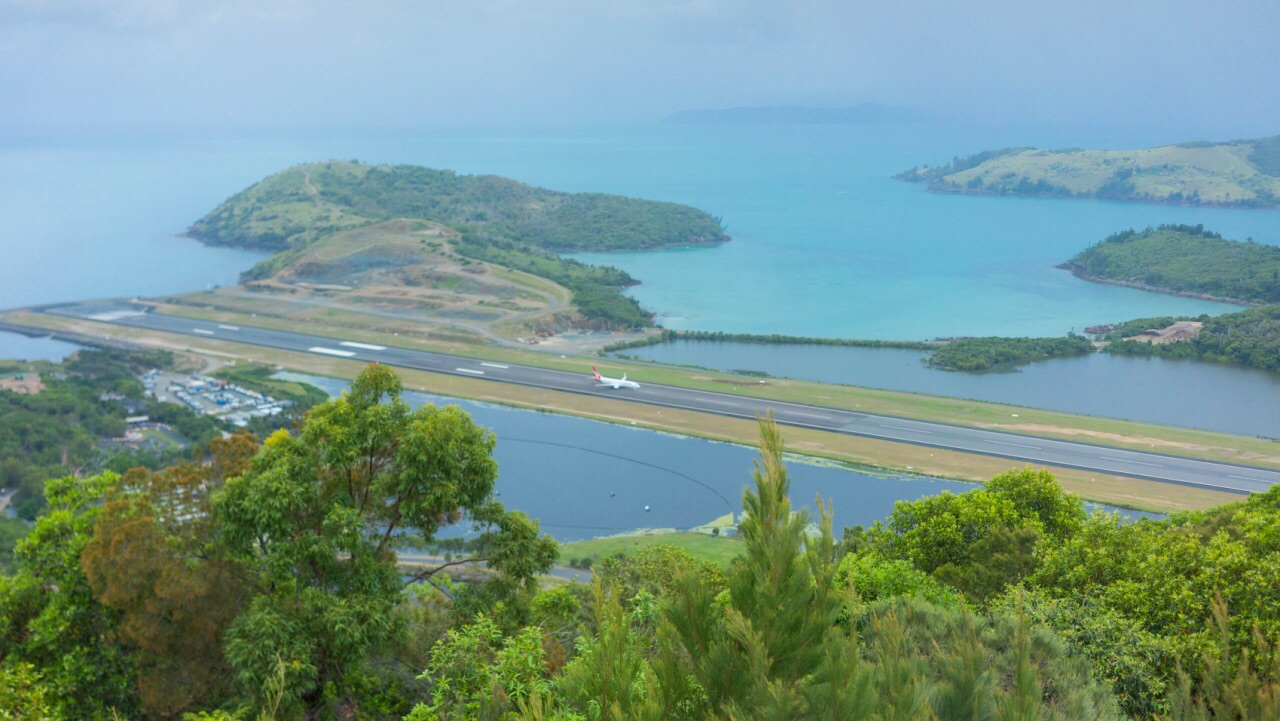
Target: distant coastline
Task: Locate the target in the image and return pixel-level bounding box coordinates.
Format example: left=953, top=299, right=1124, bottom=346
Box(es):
left=664, top=103, right=933, bottom=124
left=896, top=135, right=1280, bottom=209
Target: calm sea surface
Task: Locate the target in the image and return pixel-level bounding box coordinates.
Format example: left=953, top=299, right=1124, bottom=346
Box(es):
left=285, top=373, right=1156, bottom=541
left=617, top=340, right=1280, bottom=438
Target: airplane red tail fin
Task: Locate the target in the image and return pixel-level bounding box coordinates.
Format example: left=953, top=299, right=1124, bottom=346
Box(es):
left=592, top=366, right=603, bottom=382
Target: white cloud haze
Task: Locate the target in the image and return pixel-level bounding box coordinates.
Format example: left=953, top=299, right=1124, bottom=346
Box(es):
left=3, top=0, right=1278, bottom=137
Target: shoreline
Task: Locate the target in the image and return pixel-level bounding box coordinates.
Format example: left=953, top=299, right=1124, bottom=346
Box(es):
left=1054, top=263, right=1261, bottom=307
left=895, top=177, right=1280, bottom=211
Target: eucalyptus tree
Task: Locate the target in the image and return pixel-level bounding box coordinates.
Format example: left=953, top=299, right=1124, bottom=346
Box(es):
left=215, top=364, right=556, bottom=718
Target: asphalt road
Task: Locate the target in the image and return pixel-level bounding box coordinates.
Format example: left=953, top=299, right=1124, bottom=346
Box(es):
left=46, top=300, right=1280, bottom=495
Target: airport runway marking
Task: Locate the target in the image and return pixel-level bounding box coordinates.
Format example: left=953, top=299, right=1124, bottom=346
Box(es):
left=340, top=341, right=386, bottom=351
left=456, top=368, right=485, bottom=375
left=193, top=328, right=215, bottom=335
left=309, top=347, right=357, bottom=358
left=217, top=324, right=240, bottom=331
left=1100, top=456, right=1163, bottom=468
left=1230, top=474, right=1267, bottom=482
left=788, top=411, right=833, bottom=420
left=880, top=424, right=931, bottom=433
left=987, top=440, right=1043, bottom=450
left=480, top=363, right=509, bottom=369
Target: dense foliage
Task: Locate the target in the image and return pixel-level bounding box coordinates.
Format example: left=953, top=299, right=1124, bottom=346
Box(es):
left=323, top=166, right=723, bottom=251
left=187, top=161, right=719, bottom=328
left=925, top=334, right=1095, bottom=371
left=2, top=367, right=1279, bottom=720
left=1067, top=224, right=1280, bottom=304
left=0, top=364, right=558, bottom=720
left=1250, top=135, right=1280, bottom=177
left=860, top=464, right=1280, bottom=718
left=1101, top=306, right=1280, bottom=373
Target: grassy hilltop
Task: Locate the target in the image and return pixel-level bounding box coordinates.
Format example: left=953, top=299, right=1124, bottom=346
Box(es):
left=897, top=135, right=1280, bottom=208
left=188, top=161, right=728, bottom=253
left=184, top=162, right=729, bottom=329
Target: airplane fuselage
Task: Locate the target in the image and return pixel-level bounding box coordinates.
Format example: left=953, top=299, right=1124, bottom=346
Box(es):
left=593, top=366, right=640, bottom=390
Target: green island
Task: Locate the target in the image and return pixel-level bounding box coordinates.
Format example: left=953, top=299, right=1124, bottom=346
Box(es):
left=1063, top=223, right=1280, bottom=305
left=924, top=334, right=1096, bottom=371
left=186, top=161, right=728, bottom=331
left=1096, top=307, right=1280, bottom=373
left=896, top=135, right=1280, bottom=208
left=1060, top=224, right=1280, bottom=373
left=1, top=369, right=1277, bottom=720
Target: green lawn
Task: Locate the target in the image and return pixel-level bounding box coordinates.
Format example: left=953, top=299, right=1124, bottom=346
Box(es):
left=559, top=532, right=744, bottom=570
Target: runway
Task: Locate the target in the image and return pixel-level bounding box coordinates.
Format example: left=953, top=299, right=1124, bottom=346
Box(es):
left=45, top=300, right=1280, bottom=495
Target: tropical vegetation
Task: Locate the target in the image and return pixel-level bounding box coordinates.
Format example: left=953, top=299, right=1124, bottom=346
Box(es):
left=0, top=365, right=1277, bottom=719
left=1065, top=224, right=1280, bottom=305
left=1100, top=306, right=1280, bottom=373
left=925, top=334, right=1096, bottom=371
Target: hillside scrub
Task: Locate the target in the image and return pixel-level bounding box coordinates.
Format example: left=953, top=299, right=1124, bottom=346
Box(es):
left=1066, top=224, right=1280, bottom=305
left=896, top=136, right=1280, bottom=208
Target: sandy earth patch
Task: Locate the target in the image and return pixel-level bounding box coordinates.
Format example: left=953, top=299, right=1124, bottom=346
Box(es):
left=1124, top=320, right=1203, bottom=344
left=0, top=374, right=45, bottom=394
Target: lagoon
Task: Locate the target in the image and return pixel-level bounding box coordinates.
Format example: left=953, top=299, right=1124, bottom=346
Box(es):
left=287, top=372, right=1158, bottom=543
left=0, top=331, right=83, bottom=362
left=284, top=372, right=981, bottom=541
left=618, top=340, right=1280, bottom=438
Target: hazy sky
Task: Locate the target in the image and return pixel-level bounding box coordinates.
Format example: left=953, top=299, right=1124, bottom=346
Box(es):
left=3, top=0, right=1278, bottom=137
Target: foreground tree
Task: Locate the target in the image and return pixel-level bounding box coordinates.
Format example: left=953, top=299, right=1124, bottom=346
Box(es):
left=81, top=433, right=259, bottom=718
left=506, top=416, right=1121, bottom=721
left=215, top=364, right=555, bottom=718
left=0, top=473, right=138, bottom=720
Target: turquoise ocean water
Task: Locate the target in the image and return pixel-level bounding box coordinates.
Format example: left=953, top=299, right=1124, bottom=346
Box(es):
left=1, top=123, right=1278, bottom=432
left=5, top=123, right=1276, bottom=334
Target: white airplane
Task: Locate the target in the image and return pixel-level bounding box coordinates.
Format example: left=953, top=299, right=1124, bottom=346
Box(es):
left=593, top=366, right=640, bottom=390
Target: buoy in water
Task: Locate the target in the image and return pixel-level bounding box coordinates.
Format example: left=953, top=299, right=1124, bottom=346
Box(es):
left=610, top=492, right=616, bottom=497
left=644, top=505, right=651, bottom=512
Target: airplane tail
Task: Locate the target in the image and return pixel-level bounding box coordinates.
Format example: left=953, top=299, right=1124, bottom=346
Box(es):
left=592, top=366, right=603, bottom=382
left=622, top=374, right=628, bottom=381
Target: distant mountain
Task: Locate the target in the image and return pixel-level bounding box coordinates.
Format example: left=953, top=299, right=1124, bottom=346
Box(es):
left=663, top=103, right=933, bottom=124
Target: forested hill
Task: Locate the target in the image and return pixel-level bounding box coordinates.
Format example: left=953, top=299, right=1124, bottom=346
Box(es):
left=187, top=161, right=729, bottom=253
left=1063, top=224, right=1280, bottom=305
left=895, top=135, right=1280, bottom=208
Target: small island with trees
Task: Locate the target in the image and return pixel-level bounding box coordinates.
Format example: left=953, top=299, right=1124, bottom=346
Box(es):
left=896, top=135, right=1280, bottom=208
left=184, top=161, right=729, bottom=332
left=1061, top=223, right=1280, bottom=305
